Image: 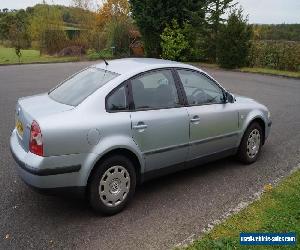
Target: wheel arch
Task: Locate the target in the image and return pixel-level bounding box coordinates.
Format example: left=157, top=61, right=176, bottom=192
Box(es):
left=87, top=148, right=143, bottom=189
left=244, top=117, right=266, bottom=145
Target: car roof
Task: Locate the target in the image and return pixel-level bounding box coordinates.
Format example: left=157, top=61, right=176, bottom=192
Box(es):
left=93, top=58, right=200, bottom=75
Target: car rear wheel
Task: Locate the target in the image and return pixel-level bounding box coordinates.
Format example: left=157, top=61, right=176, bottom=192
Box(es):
left=238, top=122, right=263, bottom=164
left=88, top=155, right=136, bottom=215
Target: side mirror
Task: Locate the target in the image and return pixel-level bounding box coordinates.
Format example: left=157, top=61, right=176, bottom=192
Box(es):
left=226, top=92, right=235, bottom=103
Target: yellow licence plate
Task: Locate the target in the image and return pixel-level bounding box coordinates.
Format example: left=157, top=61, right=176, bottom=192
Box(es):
left=16, top=120, right=24, bottom=137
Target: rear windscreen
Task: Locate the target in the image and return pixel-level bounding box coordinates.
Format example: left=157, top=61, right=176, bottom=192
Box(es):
left=49, top=67, right=119, bottom=106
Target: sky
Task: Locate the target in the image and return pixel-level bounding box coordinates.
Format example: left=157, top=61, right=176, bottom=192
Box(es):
left=0, top=0, right=299, bottom=24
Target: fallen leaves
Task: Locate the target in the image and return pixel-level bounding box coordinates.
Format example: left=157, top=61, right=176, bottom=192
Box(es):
left=263, top=183, right=273, bottom=192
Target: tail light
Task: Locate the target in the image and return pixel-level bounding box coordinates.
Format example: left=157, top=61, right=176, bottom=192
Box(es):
left=29, top=121, right=43, bottom=156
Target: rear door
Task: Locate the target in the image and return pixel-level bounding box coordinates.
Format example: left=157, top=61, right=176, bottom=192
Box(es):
left=129, top=69, right=190, bottom=172
left=176, top=69, right=239, bottom=161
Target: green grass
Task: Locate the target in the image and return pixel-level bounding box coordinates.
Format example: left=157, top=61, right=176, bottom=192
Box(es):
left=183, top=170, right=300, bottom=250
left=240, top=67, right=300, bottom=78
left=0, top=47, right=79, bottom=65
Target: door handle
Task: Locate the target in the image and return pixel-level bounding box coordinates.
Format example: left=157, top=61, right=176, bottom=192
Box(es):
left=133, top=123, right=148, bottom=130
left=190, top=116, right=201, bottom=123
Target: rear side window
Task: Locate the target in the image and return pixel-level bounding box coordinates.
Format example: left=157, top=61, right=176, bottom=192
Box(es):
left=130, top=69, right=180, bottom=110
left=106, top=85, right=128, bottom=111
left=49, top=67, right=119, bottom=106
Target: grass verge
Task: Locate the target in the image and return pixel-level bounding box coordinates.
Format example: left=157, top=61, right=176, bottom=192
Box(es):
left=183, top=170, right=300, bottom=250
left=240, top=67, right=300, bottom=79
left=0, top=47, right=79, bottom=65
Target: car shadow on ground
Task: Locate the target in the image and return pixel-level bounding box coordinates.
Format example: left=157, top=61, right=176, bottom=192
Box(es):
left=18, top=155, right=243, bottom=219
left=141, top=156, right=240, bottom=191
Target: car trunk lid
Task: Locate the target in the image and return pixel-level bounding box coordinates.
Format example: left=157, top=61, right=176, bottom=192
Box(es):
left=15, top=93, right=73, bottom=152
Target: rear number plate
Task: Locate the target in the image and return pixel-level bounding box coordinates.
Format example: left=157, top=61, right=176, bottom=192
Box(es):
left=16, top=120, right=24, bottom=137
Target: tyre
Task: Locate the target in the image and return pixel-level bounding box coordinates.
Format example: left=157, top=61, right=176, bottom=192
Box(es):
left=237, top=122, right=263, bottom=164
left=88, top=155, right=136, bottom=215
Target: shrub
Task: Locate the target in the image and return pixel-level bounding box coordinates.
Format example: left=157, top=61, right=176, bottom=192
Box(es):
left=0, top=40, right=13, bottom=48
left=57, top=46, right=85, bottom=57
left=179, top=22, right=208, bottom=62
left=87, top=48, right=113, bottom=60
left=90, top=31, right=107, bottom=52
left=68, top=33, right=89, bottom=49
left=160, top=20, right=189, bottom=61
left=249, top=40, right=300, bottom=71
left=42, top=29, right=68, bottom=55
left=104, top=19, right=131, bottom=56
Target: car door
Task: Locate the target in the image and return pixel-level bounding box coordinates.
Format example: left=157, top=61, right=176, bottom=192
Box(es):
left=129, top=69, right=190, bottom=172
left=176, top=69, right=239, bottom=161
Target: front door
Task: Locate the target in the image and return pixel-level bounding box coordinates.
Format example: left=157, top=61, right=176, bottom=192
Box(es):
left=129, top=69, right=190, bottom=172
left=176, top=69, right=239, bottom=161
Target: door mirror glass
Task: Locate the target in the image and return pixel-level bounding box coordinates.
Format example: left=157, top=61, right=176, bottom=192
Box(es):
left=226, top=92, right=235, bottom=103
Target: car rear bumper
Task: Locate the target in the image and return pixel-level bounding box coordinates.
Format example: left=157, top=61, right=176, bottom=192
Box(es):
left=10, top=129, right=89, bottom=191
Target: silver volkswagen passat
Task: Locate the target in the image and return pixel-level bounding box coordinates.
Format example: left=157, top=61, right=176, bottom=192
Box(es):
left=10, top=58, right=272, bottom=215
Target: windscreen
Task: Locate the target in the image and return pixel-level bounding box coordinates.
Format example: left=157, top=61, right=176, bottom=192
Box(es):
left=49, top=67, right=119, bottom=106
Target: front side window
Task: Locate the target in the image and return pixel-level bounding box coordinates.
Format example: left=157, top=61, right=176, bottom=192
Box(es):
left=130, top=69, right=180, bottom=110
left=177, top=69, right=225, bottom=105
left=106, top=85, right=128, bottom=111
left=49, top=67, right=119, bottom=106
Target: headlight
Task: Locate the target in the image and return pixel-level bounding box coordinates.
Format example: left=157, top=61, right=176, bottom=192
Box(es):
left=267, top=111, right=271, bottom=120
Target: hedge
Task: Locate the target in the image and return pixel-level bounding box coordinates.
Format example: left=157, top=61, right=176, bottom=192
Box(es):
left=249, top=40, right=300, bottom=72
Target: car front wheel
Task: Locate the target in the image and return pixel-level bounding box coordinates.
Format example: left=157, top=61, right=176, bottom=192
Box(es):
left=88, top=155, right=136, bottom=215
left=238, top=122, right=263, bottom=164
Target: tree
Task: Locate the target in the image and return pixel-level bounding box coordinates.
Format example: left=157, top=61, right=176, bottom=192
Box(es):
left=160, top=20, right=188, bottom=61
left=182, top=0, right=209, bottom=61
left=183, top=0, right=207, bottom=28
left=0, top=13, right=14, bottom=40
left=216, top=8, right=252, bottom=69
left=71, top=0, right=97, bottom=28
left=0, top=9, right=31, bottom=49
left=104, top=18, right=132, bottom=55
left=29, top=3, right=66, bottom=53
left=129, top=0, right=196, bottom=57
left=72, top=0, right=94, bottom=10
left=96, top=0, right=130, bottom=28
left=9, top=22, right=23, bottom=62
left=15, top=47, right=22, bottom=63
left=71, top=0, right=98, bottom=51
left=94, top=0, right=132, bottom=54
left=206, top=0, right=236, bottom=62
left=4, top=9, right=31, bottom=62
